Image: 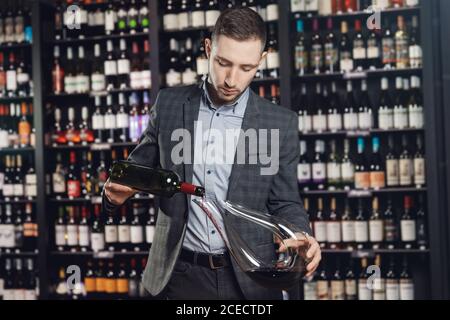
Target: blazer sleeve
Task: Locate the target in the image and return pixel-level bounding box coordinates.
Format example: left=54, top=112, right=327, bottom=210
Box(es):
left=101, top=90, right=163, bottom=214
left=266, top=114, right=312, bottom=235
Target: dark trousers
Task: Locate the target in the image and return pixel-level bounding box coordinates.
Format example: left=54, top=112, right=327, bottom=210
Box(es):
left=163, top=256, right=246, bottom=300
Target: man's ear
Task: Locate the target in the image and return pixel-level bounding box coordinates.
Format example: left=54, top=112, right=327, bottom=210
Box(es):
left=205, top=38, right=212, bottom=59
left=260, top=51, right=268, bottom=65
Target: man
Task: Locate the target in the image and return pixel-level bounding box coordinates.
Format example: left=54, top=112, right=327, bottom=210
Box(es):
left=103, top=8, right=321, bottom=300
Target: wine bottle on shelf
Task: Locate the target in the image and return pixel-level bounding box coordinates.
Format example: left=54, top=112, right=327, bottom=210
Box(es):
left=311, top=140, right=326, bottom=190
left=105, top=40, right=118, bottom=91
left=400, top=195, right=416, bottom=249
left=358, top=80, right=373, bottom=131
left=339, top=21, right=354, bottom=73
left=382, top=18, right=395, bottom=69
left=345, top=259, right=357, bottom=300
left=64, top=47, right=76, bottom=94
left=312, top=83, right=327, bottom=133
left=118, top=205, right=131, bottom=252
left=413, top=134, right=426, bottom=187
left=117, top=39, right=131, bottom=89
left=355, top=199, right=369, bottom=250
left=130, top=203, right=144, bottom=251
left=316, top=264, right=329, bottom=300
left=341, top=199, right=355, bottom=250
left=393, top=77, right=408, bottom=129
left=384, top=196, right=398, bottom=249
left=90, top=204, right=105, bottom=253
left=399, top=134, right=413, bottom=186
left=395, top=16, right=409, bottom=69
left=353, top=20, right=367, bottom=71
left=311, top=18, right=323, bottom=75
left=408, top=76, right=424, bottom=129
left=55, top=206, right=66, bottom=251
left=369, top=136, right=386, bottom=190
left=354, top=138, right=370, bottom=190
left=145, top=206, right=156, bottom=245
left=409, top=16, right=422, bottom=68
left=297, top=140, right=311, bottom=191
left=330, top=258, right=344, bottom=300
left=367, top=26, right=381, bottom=70
left=266, top=23, right=280, bottom=79
left=358, top=257, right=372, bottom=300
left=369, top=197, right=384, bottom=249
left=298, top=84, right=312, bottom=134
left=294, top=19, right=308, bottom=76
left=416, top=194, right=428, bottom=250
left=399, top=256, right=414, bottom=300
left=327, top=82, right=342, bottom=132
left=341, top=139, right=354, bottom=190
left=324, top=18, right=338, bottom=74
left=313, top=197, right=327, bottom=249
left=91, top=43, right=106, bottom=92
left=327, top=139, right=341, bottom=190
left=373, top=254, right=386, bottom=300
left=327, top=197, right=341, bottom=249
left=343, top=81, right=357, bottom=131
left=79, top=205, right=90, bottom=252
left=385, top=256, right=400, bottom=300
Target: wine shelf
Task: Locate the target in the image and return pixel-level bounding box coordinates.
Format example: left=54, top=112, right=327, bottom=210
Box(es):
left=49, top=195, right=154, bottom=204
left=50, top=251, right=150, bottom=258
left=48, top=142, right=138, bottom=151
left=0, top=147, right=35, bottom=153
left=0, top=42, right=32, bottom=50
left=0, top=95, right=34, bottom=103
left=292, top=6, right=420, bottom=20
left=293, top=67, right=422, bottom=81
left=299, top=128, right=425, bottom=138
left=0, top=198, right=36, bottom=204
left=46, top=87, right=151, bottom=100
left=51, top=31, right=150, bottom=45
left=301, top=187, right=427, bottom=197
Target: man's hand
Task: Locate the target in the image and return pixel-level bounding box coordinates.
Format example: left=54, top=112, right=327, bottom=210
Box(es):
left=277, top=233, right=322, bottom=277
left=104, top=178, right=137, bottom=206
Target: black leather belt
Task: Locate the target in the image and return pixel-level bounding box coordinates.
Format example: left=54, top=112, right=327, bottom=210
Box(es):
left=179, top=248, right=231, bottom=270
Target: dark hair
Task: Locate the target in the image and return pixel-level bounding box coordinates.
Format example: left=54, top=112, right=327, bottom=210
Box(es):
left=211, top=7, right=267, bottom=50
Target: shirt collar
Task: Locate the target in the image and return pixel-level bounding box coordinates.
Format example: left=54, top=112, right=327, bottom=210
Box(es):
left=201, top=76, right=249, bottom=116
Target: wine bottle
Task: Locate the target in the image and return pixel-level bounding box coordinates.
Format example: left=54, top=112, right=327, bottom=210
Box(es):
left=355, top=199, right=369, bottom=250
left=369, top=136, right=386, bottom=190
left=297, top=140, right=311, bottom=191
left=341, top=199, right=355, bottom=250
left=369, top=197, right=384, bottom=249
left=327, top=197, right=341, bottom=249
left=324, top=18, right=338, bottom=74
left=384, top=196, right=398, bottom=249
left=311, top=140, right=326, bottom=190
left=109, top=160, right=205, bottom=197
left=313, top=197, right=327, bottom=248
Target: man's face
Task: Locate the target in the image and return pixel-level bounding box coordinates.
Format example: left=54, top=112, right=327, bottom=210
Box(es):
left=205, top=35, right=266, bottom=104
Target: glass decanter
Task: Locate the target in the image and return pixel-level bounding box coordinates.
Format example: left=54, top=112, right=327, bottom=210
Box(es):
left=192, top=197, right=309, bottom=290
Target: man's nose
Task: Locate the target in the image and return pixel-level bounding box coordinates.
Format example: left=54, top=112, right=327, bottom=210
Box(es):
left=225, top=68, right=238, bottom=88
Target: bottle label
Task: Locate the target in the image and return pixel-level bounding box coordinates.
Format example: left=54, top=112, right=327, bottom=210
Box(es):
left=92, top=114, right=105, bottom=130
left=386, top=282, right=400, bottom=300
left=166, top=70, right=182, bottom=87
left=367, top=46, right=380, bottom=59
left=313, top=221, right=327, bottom=243
left=118, top=226, right=131, bottom=243
left=118, top=59, right=131, bottom=75
left=105, top=279, right=117, bottom=294
left=386, top=159, right=400, bottom=186
left=6, top=70, right=17, bottom=91
left=117, top=279, right=129, bottom=294
left=177, top=12, right=189, bottom=30
left=400, top=282, right=414, bottom=300
left=55, top=225, right=66, bottom=246
left=64, top=76, right=77, bottom=94
left=340, top=57, right=354, bottom=73
left=105, top=11, right=116, bottom=32
left=312, top=163, right=326, bottom=183
left=145, top=225, right=155, bottom=244
left=182, top=69, right=198, bottom=85
left=401, top=220, right=416, bottom=242
left=78, top=225, right=90, bottom=246
left=76, top=75, right=90, bottom=93
left=354, top=221, right=369, bottom=242
left=355, top=172, right=370, bottom=190
left=191, top=11, right=206, bottom=28
left=163, top=14, right=178, bottom=31
left=130, top=71, right=142, bottom=89
left=301, top=115, right=312, bottom=133
left=311, top=45, right=323, bottom=70
left=384, top=220, right=397, bottom=242
left=0, top=225, right=15, bottom=247
left=104, top=114, right=117, bottom=129
left=394, top=106, right=409, bottom=129
left=131, top=226, right=144, bottom=244
left=116, top=113, right=130, bottom=129
left=85, top=277, right=96, bottom=293
left=14, top=184, right=24, bottom=197
left=104, top=60, right=117, bottom=76
left=324, top=44, right=338, bottom=70
left=67, top=225, right=78, bottom=246
left=327, top=113, right=342, bottom=131
left=17, top=72, right=30, bottom=85
left=378, top=108, right=394, bottom=129
left=317, top=280, right=329, bottom=300
left=25, top=174, right=37, bottom=185
left=67, top=180, right=81, bottom=198
left=358, top=112, right=373, bottom=130
left=369, top=220, right=384, bottom=242
left=91, top=74, right=106, bottom=91
left=24, top=289, right=37, bottom=301
left=345, top=279, right=357, bottom=297
left=342, top=221, right=355, bottom=242
left=370, top=171, right=386, bottom=189
left=312, top=114, right=327, bottom=132
left=105, top=225, right=118, bottom=243
left=205, top=10, right=220, bottom=27
left=353, top=46, right=367, bottom=60
left=266, top=4, right=279, bottom=21
left=341, top=162, right=355, bottom=181
left=91, top=233, right=105, bottom=252
left=326, top=221, right=342, bottom=243
left=327, top=162, right=341, bottom=182
left=383, top=38, right=396, bottom=64
left=331, top=281, right=345, bottom=300
left=297, top=163, right=311, bottom=184
left=266, top=52, right=280, bottom=70
left=343, top=112, right=358, bottom=130
left=303, top=281, right=318, bottom=300
left=358, top=282, right=372, bottom=300
left=399, top=159, right=413, bottom=185
left=140, top=70, right=152, bottom=88
left=414, top=158, right=426, bottom=185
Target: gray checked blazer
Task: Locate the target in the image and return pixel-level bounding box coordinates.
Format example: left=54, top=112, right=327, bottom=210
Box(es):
left=104, top=83, right=311, bottom=300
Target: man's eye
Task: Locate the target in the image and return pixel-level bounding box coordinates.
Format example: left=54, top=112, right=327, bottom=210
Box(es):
left=217, top=60, right=227, bottom=66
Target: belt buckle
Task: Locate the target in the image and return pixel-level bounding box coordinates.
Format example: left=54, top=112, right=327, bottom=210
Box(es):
left=208, top=255, right=222, bottom=270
